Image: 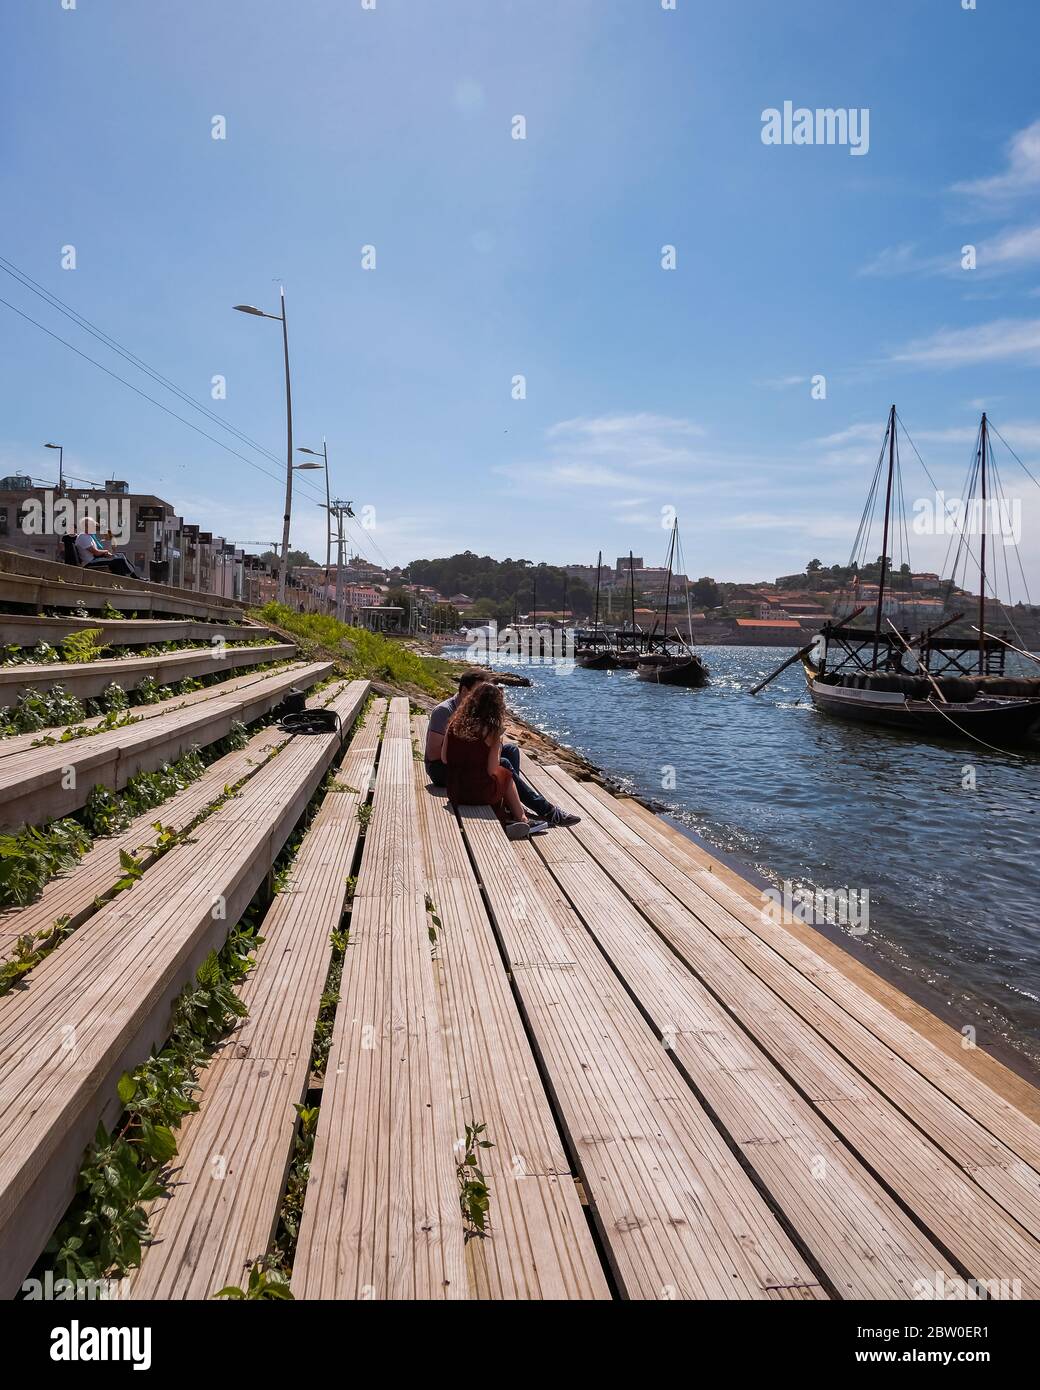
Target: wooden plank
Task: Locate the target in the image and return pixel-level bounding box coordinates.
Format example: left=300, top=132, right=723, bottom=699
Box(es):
left=0, top=681, right=349, bottom=954
left=597, top=785, right=1040, bottom=1130
left=409, top=716, right=610, bottom=1300
left=526, top=763, right=1040, bottom=1292
left=456, top=805, right=825, bottom=1301
left=0, top=682, right=369, bottom=1297
left=0, top=660, right=333, bottom=832
left=0, top=642, right=295, bottom=705
left=542, top=767, right=1040, bottom=1182
left=0, top=568, right=243, bottom=623
left=0, top=613, right=275, bottom=649
left=0, top=661, right=308, bottom=761
left=126, top=701, right=385, bottom=1299
left=292, top=699, right=468, bottom=1300
left=521, top=807, right=960, bottom=1296
left=0, top=547, right=246, bottom=617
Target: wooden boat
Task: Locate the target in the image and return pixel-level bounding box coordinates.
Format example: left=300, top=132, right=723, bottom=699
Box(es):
left=633, top=521, right=710, bottom=688
left=635, top=652, right=710, bottom=686
left=576, top=648, right=619, bottom=670
left=575, top=550, right=620, bottom=668
left=613, top=552, right=648, bottom=668
left=758, top=407, right=1040, bottom=746
left=803, top=669, right=1040, bottom=742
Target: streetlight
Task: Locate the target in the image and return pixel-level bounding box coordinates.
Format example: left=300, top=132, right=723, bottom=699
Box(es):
left=297, top=442, right=331, bottom=587
left=44, top=442, right=64, bottom=493
left=233, top=288, right=293, bottom=603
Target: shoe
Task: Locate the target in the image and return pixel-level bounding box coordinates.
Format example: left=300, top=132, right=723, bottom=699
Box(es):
left=526, top=819, right=549, bottom=836
left=548, top=808, right=581, bottom=828
left=505, top=821, right=533, bottom=841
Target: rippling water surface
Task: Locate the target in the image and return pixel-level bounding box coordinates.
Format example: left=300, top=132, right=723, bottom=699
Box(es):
left=446, top=643, right=1040, bottom=1069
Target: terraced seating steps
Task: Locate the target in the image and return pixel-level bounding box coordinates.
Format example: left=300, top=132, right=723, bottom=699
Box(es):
left=0, top=680, right=370, bottom=1295
left=0, top=643, right=295, bottom=707
left=0, top=660, right=333, bottom=832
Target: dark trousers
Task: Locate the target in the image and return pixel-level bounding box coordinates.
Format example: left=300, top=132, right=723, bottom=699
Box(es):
left=498, top=742, right=554, bottom=819
left=426, top=742, right=554, bottom=820
left=87, top=556, right=139, bottom=578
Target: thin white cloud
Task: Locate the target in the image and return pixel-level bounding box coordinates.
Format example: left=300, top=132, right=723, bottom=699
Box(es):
left=814, top=423, right=885, bottom=446
left=858, top=225, right=1040, bottom=280
left=952, top=118, right=1040, bottom=202
left=547, top=413, right=706, bottom=441
left=888, top=318, right=1040, bottom=368
left=760, top=373, right=809, bottom=389
left=857, top=242, right=949, bottom=278
left=977, top=222, right=1040, bottom=271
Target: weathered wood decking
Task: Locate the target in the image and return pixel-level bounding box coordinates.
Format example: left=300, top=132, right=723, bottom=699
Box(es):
left=3, top=693, right=1039, bottom=1299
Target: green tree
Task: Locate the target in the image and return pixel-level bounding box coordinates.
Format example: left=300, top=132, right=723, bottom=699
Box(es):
left=690, top=576, right=720, bottom=608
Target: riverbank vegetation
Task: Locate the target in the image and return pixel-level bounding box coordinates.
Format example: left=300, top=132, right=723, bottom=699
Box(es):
left=255, top=602, right=459, bottom=697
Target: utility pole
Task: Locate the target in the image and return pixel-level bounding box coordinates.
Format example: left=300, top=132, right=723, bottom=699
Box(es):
left=328, top=499, right=354, bottom=621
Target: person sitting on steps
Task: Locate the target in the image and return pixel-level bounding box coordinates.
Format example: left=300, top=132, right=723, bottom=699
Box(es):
left=73, top=520, right=140, bottom=578
left=424, top=669, right=579, bottom=828
left=441, top=680, right=546, bottom=840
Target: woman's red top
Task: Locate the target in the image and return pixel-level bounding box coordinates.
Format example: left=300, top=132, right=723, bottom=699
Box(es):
left=444, top=731, right=512, bottom=809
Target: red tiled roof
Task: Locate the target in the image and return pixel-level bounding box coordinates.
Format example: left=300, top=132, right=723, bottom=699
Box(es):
left=735, top=618, right=803, bottom=629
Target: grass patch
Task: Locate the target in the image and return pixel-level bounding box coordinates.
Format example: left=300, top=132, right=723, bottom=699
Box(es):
left=255, top=602, right=458, bottom=697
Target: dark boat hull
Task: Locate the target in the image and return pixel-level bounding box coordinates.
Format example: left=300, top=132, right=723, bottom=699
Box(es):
left=807, top=677, right=1040, bottom=744
left=575, top=649, right=619, bottom=670
left=635, top=655, right=709, bottom=687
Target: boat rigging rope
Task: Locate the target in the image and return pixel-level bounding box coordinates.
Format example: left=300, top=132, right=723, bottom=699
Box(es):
left=897, top=412, right=1031, bottom=651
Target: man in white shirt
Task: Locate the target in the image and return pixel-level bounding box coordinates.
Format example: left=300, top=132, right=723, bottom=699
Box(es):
left=73, top=522, right=139, bottom=577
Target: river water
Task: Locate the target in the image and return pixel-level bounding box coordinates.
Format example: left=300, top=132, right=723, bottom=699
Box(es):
left=446, top=643, right=1040, bottom=1071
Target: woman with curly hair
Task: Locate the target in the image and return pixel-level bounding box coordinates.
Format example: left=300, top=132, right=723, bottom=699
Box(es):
left=442, top=681, right=546, bottom=838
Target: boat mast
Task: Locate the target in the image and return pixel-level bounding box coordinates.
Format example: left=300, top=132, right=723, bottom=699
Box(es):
left=628, top=550, right=636, bottom=650
left=662, top=521, right=676, bottom=652
left=562, top=571, right=568, bottom=632
left=593, top=550, right=602, bottom=643
left=978, top=412, right=988, bottom=675
left=871, top=404, right=897, bottom=670
left=532, top=571, right=537, bottom=629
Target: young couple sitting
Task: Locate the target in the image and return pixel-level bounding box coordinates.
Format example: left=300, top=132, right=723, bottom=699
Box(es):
left=424, top=670, right=580, bottom=841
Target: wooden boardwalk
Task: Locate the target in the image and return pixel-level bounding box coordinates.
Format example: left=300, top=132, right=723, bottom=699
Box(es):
left=3, top=694, right=1039, bottom=1300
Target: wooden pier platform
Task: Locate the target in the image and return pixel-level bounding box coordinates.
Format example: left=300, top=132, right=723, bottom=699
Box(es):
left=2, top=695, right=1038, bottom=1299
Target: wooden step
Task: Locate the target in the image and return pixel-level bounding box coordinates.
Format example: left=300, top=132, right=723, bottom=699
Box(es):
left=0, top=642, right=295, bottom=706
left=0, top=681, right=369, bottom=1297
left=587, top=782, right=1040, bottom=1138
left=0, top=663, right=311, bottom=760
left=518, top=771, right=958, bottom=1297
left=528, top=763, right=1040, bottom=1294
left=0, top=613, right=276, bottom=650
left=408, top=716, right=610, bottom=1300
left=455, top=805, right=825, bottom=1301
left=0, top=569, right=243, bottom=623
left=125, top=700, right=386, bottom=1299
left=0, top=661, right=333, bottom=832
left=0, top=682, right=351, bottom=955
left=0, top=548, right=246, bottom=620
left=292, top=699, right=468, bottom=1300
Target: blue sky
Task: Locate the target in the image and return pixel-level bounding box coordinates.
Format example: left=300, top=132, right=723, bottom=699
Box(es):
left=3, top=0, right=1040, bottom=596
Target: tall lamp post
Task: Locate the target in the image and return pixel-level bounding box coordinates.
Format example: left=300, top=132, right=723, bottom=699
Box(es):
left=297, top=440, right=331, bottom=602
left=233, top=287, right=293, bottom=603
left=44, top=442, right=64, bottom=494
